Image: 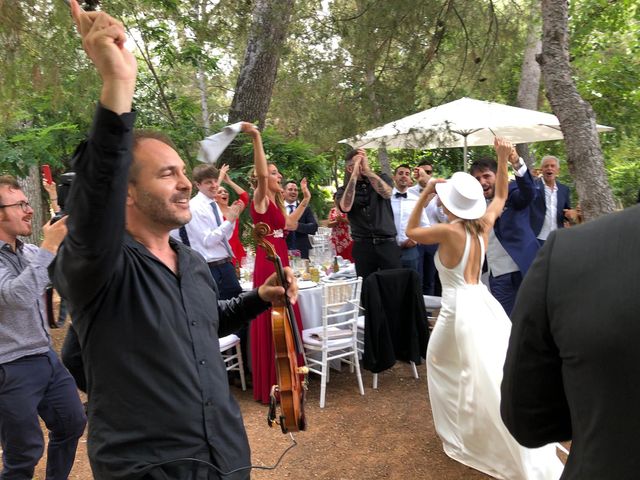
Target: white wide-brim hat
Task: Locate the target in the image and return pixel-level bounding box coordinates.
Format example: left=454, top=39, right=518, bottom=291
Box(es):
left=435, top=172, right=486, bottom=220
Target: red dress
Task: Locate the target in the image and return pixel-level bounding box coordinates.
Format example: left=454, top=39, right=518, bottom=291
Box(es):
left=250, top=199, right=304, bottom=404
left=227, top=192, right=249, bottom=266
left=329, top=207, right=353, bottom=261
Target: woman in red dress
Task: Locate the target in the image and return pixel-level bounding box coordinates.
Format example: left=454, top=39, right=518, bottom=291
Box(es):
left=242, top=122, right=311, bottom=404
left=215, top=164, right=249, bottom=266
left=327, top=204, right=353, bottom=261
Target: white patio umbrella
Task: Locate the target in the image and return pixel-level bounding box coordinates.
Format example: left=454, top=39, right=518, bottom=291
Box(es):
left=339, top=97, right=614, bottom=171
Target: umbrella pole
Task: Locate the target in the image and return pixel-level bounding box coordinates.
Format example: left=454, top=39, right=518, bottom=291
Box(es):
left=463, top=136, right=468, bottom=172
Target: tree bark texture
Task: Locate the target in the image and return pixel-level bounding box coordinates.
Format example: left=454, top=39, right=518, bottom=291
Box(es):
left=538, top=0, right=615, bottom=220
left=365, top=65, right=391, bottom=177
left=19, top=165, right=45, bottom=245
left=227, top=0, right=295, bottom=129
left=516, top=9, right=542, bottom=169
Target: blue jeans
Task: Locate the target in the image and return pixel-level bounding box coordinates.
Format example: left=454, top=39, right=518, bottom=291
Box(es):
left=208, top=262, right=242, bottom=301
left=0, top=349, right=86, bottom=480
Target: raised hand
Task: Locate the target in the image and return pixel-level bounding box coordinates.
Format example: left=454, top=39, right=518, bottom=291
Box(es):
left=42, top=177, right=57, bottom=199
left=300, top=177, right=311, bottom=201
left=493, top=137, right=513, bottom=164
left=70, top=0, right=136, bottom=113
left=218, top=164, right=230, bottom=184
left=240, top=122, right=260, bottom=138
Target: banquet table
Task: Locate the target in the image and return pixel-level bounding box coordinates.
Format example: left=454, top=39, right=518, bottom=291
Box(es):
left=240, top=281, right=324, bottom=330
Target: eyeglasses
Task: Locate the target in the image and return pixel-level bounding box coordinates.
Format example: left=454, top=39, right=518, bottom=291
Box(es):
left=0, top=201, right=32, bottom=212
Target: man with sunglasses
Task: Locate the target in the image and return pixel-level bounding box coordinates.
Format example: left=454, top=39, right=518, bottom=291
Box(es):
left=0, top=175, right=86, bottom=479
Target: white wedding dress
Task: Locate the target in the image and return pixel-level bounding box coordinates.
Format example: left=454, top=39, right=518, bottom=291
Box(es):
left=427, top=228, right=564, bottom=480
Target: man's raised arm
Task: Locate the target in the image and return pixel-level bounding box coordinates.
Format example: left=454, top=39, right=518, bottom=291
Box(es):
left=54, top=3, right=138, bottom=309
left=70, top=0, right=136, bottom=114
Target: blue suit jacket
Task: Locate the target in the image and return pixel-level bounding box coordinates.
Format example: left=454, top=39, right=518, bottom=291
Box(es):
left=529, top=179, right=571, bottom=236
left=285, top=205, right=318, bottom=259
left=493, top=170, right=539, bottom=276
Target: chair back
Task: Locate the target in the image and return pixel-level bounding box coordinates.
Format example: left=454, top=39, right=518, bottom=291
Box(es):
left=318, top=277, right=363, bottom=340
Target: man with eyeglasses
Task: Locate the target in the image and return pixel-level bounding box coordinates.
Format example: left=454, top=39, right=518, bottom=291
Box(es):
left=0, top=175, right=86, bottom=479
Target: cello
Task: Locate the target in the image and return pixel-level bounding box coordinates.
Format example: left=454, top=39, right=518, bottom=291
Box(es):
left=254, top=222, right=308, bottom=433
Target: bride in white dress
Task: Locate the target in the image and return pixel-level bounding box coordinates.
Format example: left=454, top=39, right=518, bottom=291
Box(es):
left=406, top=138, right=564, bottom=480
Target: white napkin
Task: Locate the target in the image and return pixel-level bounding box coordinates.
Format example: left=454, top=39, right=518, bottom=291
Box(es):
left=326, top=263, right=356, bottom=280
left=197, top=122, right=243, bottom=164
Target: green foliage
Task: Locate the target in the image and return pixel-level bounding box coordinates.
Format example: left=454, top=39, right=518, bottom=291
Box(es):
left=1, top=0, right=638, bottom=211
left=605, top=136, right=640, bottom=207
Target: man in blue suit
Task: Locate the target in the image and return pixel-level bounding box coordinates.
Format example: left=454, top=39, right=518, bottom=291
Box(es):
left=470, top=153, right=538, bottom=316
left=529, top=155, right=579, bottom=245
left=284, top=180, right=318, bottom=259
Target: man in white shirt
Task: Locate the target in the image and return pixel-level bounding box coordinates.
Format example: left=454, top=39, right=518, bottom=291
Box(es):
left=529, top=155, right=578, bottom=245
left=390, top=165, right=430, bottom=273
left=174, top=164, right=244, bottom=300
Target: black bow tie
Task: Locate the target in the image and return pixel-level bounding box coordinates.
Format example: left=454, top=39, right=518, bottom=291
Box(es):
left=394, top=192, right=407, bottom=198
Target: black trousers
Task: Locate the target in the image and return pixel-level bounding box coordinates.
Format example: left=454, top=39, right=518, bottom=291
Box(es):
left=352, top=239, right=402, bottom=282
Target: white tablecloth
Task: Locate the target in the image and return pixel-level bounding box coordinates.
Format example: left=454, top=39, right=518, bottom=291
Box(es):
left=241, top=281, right=323, bottom=330
left=297, top=285, right=324, bottom=329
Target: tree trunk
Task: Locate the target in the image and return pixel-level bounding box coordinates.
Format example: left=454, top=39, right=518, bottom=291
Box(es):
left=222, top=0, right=294, bottom=169
left=515, top=7, right=542, bottom=169
left=19, top=165, right=45, bottom=245
left=365, top=65, right=391, bottom=177
left=538, top=0, right=615, bottom=220
left=197, top=61, right=211, bottom=136
left=227, top=0, right=294, bottom=128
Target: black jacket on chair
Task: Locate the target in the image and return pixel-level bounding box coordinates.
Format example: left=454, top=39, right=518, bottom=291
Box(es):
left=361, top=269, right=429, bottom=373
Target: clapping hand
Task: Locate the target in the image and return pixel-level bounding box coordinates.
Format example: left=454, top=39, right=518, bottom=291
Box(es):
left=301, top=178, right=311, bottom=201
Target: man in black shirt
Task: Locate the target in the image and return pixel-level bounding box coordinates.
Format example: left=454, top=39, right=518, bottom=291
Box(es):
left=335, top=149, right=401, bottom=280
left=54, top=4, right=297, bottom=479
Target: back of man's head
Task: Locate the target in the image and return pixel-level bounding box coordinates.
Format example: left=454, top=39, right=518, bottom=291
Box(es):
left=192, top=164, right=220, bottom=184
left=470, top=158, right=497, bottom=176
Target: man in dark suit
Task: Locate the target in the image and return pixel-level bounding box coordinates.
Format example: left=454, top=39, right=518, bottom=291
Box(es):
left=284, top=180, right=318, bottom=259
left=529, top=155, right=579, bottom=245
left=501, top=204, right=640, bottom=479
left=471, top=155, right=539, bottom=316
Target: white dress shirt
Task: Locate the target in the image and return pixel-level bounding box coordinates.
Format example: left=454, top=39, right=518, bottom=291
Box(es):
left=285, top=201, right=297, bottom=215
left=390, top=188, right=430, bottom=246
left=537, top=182, right=558, bottom=241
left=408, top=185, right=448, bottom=225
left=170, top=191, right=235, bottom=262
